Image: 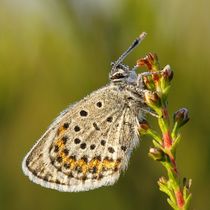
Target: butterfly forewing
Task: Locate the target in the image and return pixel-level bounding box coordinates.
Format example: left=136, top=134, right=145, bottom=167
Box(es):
left=22, top=84, right=141, bottom=192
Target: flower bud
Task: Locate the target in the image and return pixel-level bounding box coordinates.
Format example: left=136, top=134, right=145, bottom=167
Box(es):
left=139, top=119, right=150, bottom=135
left=137, top=53, right=160, bottom=71
left=149, top=148, right=165, bottom=161
left=144, top=91, right=161, bottom=108
left=173, top=108, right=190, bottom=128
left=158, top=176, right=168, bottom=185
left=152, top=72, right=161, bottom=82
left=161, top=65, right=173, bottom=82
left=143, top=75, right=155, bottom=90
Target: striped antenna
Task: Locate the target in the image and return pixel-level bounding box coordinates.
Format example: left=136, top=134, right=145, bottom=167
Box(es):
left=113, top=32, right=147, bottom=69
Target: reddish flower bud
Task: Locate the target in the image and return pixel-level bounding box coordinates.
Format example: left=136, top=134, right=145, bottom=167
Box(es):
left=152, top=72, right=161, bottom=82
left=143, top=75, right=155, bottom=90
left=137, top=53, right=160, bottom=71
left=144, top=91, right=161, bottom=108
left=139, top=119, right=150, bottom=135
left=173, top=108, right=190, bottom=128
left=161, top=65, right=173, bottom=82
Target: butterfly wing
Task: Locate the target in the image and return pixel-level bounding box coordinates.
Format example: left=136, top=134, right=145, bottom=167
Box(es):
left=22, top=84, right=141, bottom=192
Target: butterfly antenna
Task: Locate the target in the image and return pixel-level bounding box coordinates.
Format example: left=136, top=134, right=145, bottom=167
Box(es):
left=113, top=32, right=147, bottom=69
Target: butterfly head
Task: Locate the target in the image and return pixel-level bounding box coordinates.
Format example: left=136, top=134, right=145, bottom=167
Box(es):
left=109, top=62, right=137, bottom=84
left=109, top=32, right=147, bottom=84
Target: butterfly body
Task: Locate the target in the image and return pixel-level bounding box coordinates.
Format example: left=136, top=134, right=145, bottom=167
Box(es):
left=22, top=32, right=148, bottom=192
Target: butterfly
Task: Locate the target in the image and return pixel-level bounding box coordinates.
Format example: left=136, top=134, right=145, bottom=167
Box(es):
left=22, top=32, right=150, bottom=192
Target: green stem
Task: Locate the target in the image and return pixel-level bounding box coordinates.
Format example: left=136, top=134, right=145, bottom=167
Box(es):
left=158, top=107, right=185, bottom=209
left=139, top=52, right=191, bottom=209
left=154, top=100, right=185, bottom=209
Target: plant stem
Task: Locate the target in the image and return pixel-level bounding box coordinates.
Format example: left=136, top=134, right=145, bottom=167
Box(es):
left=138, top=52, right=192, bottom=209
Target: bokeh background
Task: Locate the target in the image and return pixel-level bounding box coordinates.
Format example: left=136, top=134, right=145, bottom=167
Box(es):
left=0, top=0, right=209, bottom=210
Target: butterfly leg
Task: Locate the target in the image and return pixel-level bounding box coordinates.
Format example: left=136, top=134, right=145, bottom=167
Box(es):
left=140, top=107, right=159, bottom=118
left=136, top=71, right=153, bottom=88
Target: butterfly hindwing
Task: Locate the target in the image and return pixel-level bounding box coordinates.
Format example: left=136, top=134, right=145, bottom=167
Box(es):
left=22, top=84, right=141, bottom=192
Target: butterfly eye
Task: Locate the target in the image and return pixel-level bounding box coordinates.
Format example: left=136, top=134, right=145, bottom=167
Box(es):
left=110, top=68, right=128, bottom=81
left=111, top=72, right=126, bottom=79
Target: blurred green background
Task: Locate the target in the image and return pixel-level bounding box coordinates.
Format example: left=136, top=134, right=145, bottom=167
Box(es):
left=0, top=0, right=209, bottom=210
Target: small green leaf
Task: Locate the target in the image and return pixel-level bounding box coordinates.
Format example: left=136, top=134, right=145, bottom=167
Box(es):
left=167, top=198, right=178, bottom=210
left=184, top=194, right=192, bottom=209
left=171, top=134, right=181, bottom=153
left=152, top=139, right=163, bottom=150
left=148, top=129, right=162, bottom=143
